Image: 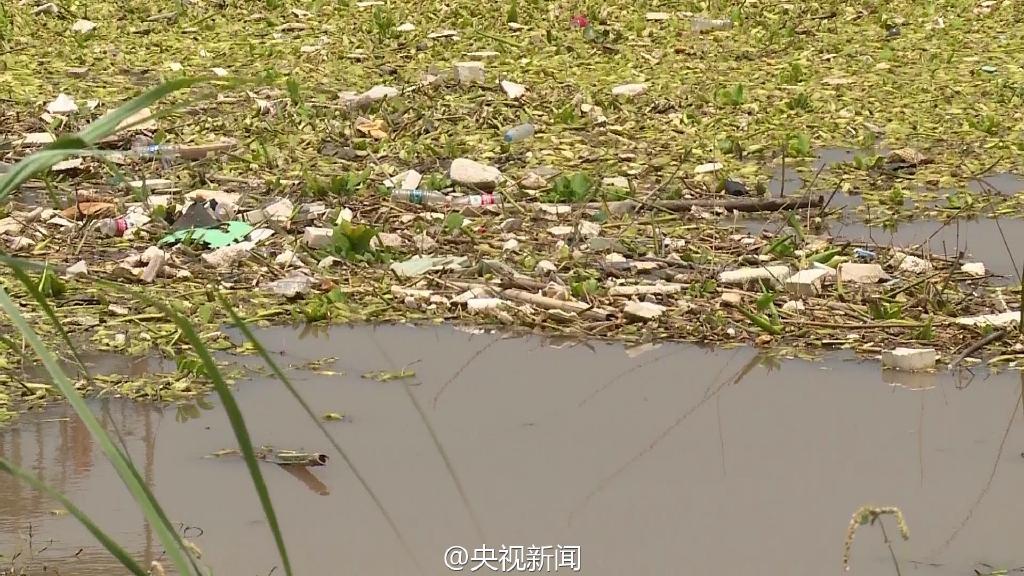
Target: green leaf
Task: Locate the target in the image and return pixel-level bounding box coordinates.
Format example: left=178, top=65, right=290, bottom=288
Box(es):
left=331, top=221, right=378, bottom=259
left=570, top=278, right=600, bottom=298
left=3, top=260, right=86, bottom=373
left=554, top=103, right=578, bottom=125
left=785, top=213, right=805, bottom=243
left=786, top=132, right=813, bottom=157
left=197, top=303, right=215, bottom=324
left=808, top=248, right=842, bottom=264
left=443, top=213, right=465, bottom=233
left=737, top=306, right=782, bottom=335
left=570, top=172, right=593, bottom=197
left=326, top=287, right=345, bottom=303
left=912, top=318, right=934, bottom=340
left=506, top=0, right=518, bottom=23
left=286, top=77, right=301, bottom=105
left=755, top=292, right=776, bottom=312
left=765, top=235, right=796, bottom=257
left=868, top=300, right=903, bottom=320
left=176, top=353, right=207, bottom=378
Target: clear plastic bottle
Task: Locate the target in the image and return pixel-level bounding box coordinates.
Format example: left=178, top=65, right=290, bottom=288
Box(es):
left=97, top=217, right=129, bottom=237
left=213, top=200, right=237, bottom=221
left=97, top=209, right=151, bottom=237
left=391, top=189, right=503, bottom=208
left=132, top=143, right=179, bottom=161
left=692, top=17, right=733, bottom=32
left=503, top=123, right=535, bottom=143
left=390, top=189, right=448, bottom=205
left=450, top=193, right=503, bottom=207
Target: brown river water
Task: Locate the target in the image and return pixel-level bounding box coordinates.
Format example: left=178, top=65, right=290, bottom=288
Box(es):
left=1, top=324, right=1023, bottom=575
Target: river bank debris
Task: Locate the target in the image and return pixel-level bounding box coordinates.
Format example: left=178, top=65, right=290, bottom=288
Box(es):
left=2, top=0, right=1024, bottom=421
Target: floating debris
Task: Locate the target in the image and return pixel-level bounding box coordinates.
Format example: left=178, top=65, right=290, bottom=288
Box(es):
left=882, top=348, right=938, bottom=372
left=838, top=263, right=889, bottom=284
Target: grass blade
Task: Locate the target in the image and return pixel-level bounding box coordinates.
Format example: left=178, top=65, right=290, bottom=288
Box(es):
left=216, top=292, right=423, bottom=572
left=0, top=77, right=211, bottom=201
left=5, top=260, right=89, bottom=374
left=737, top=305, right=783, bottom=335
left=126, top=290, right=293, bottom=576
left=0, top=287, right=197, bottom=576
left=0, top=458, right=149, bottom=576
left=77, top=76, right=213, bottom=144
left=0, top=256, right=206, bottom=576
left=0, top=146, right=89, bottom=201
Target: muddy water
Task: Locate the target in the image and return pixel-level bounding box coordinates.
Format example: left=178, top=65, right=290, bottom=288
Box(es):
left=968, top=173, right=1024, bottom=195
left=2, top=325, right=1023, bottom=576
left=765, top=147, right=868, bottom=208
left=826, top=217, right=1024, bottom=280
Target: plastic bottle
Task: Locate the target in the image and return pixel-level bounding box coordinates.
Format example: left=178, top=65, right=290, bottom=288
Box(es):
left=132, top=143, right=178, bottom=160
left=853, top=248, right=877, bottom=261
left=451, top=193, right=503, bottom=207
left=390, top=189, right=503, bottom=208
left=692, top=17, right=733, bottom=32
left=97, top=209, right=151, bottom=237
left=213, top=200, right=237, bottom=221
left=390, top=189, right=448, bottom=205
left=503, top=123, right=535, bottom=143
left=97, top=217, right=130, bottom=237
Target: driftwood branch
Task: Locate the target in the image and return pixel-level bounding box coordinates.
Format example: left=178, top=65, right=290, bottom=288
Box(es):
left=949, top=328, right=1008, bottom=370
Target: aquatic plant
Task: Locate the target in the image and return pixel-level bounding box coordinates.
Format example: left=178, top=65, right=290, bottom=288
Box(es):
left=842, top=505, right=909, bottom=575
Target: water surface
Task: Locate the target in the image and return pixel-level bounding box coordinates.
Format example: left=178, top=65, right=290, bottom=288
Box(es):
left=1, top=325, right=1022, bottom=575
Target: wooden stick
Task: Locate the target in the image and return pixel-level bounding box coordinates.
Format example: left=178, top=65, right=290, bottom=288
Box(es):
left=949, top=328, right=1008, bottom=370
left=500, top=288, right=615, bottom=320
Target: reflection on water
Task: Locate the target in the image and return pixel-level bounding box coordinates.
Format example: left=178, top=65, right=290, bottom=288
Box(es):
left=20, top=351, right=177, bottom=382
left=1, top=325, right=1023, bottom=576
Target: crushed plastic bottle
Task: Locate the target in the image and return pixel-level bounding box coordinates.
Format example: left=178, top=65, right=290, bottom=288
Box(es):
left=691, top=17, right=733, bottom=32
left=503, top=123, right=535, bottom=143
left=213, top=200, right=237, bottom=221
